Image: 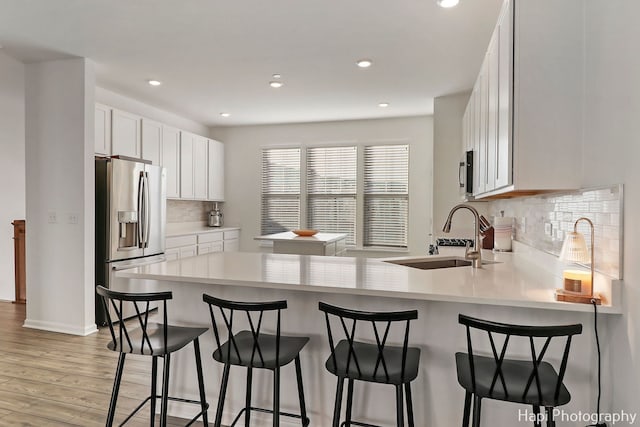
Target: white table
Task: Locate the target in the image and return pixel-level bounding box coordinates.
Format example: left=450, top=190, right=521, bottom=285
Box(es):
left=254, top=231, right=347, bottom=256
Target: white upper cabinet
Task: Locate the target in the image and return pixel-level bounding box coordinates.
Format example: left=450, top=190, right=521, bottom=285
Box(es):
left=94, top=103, right=111, bottom=156
left=141, top=119, right=162, bottom=165
left=208, top=139, right=225, bottom=201
left=162, top=125, right=181, bottom=199
left=111, top=109, right=142, bottom=158
left=180, top=131, right=195, bottom=199
left=464, top=0, right=583, bottom=199
left=193, top=135, right=208, bottom=200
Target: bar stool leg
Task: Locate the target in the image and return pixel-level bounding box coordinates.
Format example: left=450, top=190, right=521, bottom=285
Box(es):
left=273, top=367, right=281, bottom=427
left=395, top=384, right=405, bottom=427
left=345, top=379, right=354, bottom=426
left=150, top=356, right=158, bottom=427
left=106, top=353, right=126, bottom=427
left=245, top=367, right=252, bottom=427
left=294, top=356, right=308, bottom=426
left=214, top=363, right=231, bottom=427
left=472, top=396, right=482, bottom=427
left=462, top=391, right=472, bottom=427
left=332, top=377, right=345, bottom=427
left=160, top=354, right=171, bottom=427
left=404, top=383, right=415, bottom=427
left=545, top=407, right=556, bottom=427
left=533, top=405, right=541, bottom=427
left=193, top=338, right=209, bottom=426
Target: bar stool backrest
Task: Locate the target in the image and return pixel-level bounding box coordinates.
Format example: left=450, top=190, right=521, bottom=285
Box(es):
left=319, top=301, right=418, bottom=383
left=458, top=314, right=582, bottom=404
left=203, top=294, right=287, bottom=367
left=96, top=285, right=172, bottom=355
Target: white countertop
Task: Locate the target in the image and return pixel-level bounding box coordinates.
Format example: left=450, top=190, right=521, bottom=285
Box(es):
left=118, top=248, right=621, bottom=314
left=166, top=222, right=240, bottom=237
left=254, top=231, right=347, bottom=244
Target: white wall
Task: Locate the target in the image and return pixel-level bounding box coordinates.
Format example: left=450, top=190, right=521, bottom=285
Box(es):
left=212, top=116, right=433, bottom=256
left=96, top=87, right=209, bottom=136
left=0, top=51, right=26, bottom=301
left=583, top=0, right=640, bottom=415
left=433, top=93, right=488, bottom=240
left=24, top=58, right=96, bottom=335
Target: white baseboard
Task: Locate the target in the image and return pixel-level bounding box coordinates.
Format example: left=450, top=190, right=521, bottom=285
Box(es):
left=23, top=318, right=98, bottom=336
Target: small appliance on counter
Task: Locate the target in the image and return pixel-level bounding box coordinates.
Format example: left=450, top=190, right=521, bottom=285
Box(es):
left=493, top=212, right=513, bottom=252
left=208, top=203, right=223, bottom=227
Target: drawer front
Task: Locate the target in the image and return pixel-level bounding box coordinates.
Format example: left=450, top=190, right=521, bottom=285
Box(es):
left=198, top=231, right=223, bottom=244
left=165, top=248, right=180, bottom=261
left=179, top=245, right=197, bottom=258
left=166, top=234, right=197, bottom=249
left=223, top=229, right=240, bottom=240
left=197, top=241, right=223, bottom=255
left=223, top=238, right=239, bottom=252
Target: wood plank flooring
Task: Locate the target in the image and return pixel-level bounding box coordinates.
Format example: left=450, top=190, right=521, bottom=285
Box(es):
left=0, top=302, right=208, bottom=426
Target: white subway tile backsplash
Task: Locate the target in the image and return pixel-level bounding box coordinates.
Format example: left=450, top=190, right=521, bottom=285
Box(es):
left=167, top=200, right=215, bottom=223
left=490, top=185, right=623, bottom=279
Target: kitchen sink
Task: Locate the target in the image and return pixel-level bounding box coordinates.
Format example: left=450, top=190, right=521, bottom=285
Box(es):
left=384, top=257, right=496, bottom=270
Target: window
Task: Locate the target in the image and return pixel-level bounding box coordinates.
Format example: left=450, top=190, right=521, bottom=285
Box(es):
left=260, top=143, right=410, bottom=250
left=261, top=148, right=301, bottom=235
left=307, top=146, right=357, bottom=245
left=364, top=145, right=409, bottom=248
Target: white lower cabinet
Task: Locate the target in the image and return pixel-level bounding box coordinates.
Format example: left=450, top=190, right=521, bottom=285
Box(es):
left=166, top=228, right=240, bottom=259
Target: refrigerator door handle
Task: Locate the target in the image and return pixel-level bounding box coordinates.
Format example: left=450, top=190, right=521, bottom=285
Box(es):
left=143, top=172, right=150, bottom=248
left=137, top=172, right=145, bottom=248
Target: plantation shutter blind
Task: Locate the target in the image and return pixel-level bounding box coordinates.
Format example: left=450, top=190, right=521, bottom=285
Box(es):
left=306, top=146, right=357, bottom=245
left=364, top=144, right=409, bottom=247
left=261, top=148, right=301, bottom=235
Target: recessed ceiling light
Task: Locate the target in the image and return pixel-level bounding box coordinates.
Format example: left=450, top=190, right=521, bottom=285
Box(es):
left=220, top=112, right=231, bottom=118
left=272, top=73, right=282, bottom=79
left=148, top=80, right=162, bottom=86
left=437, top=0, right=459, bottom=8
left=378, top=102, right=390, bottom=108
left=356, top=59, right=373, bottom=68
left=269, top=81, right=284, bottom=88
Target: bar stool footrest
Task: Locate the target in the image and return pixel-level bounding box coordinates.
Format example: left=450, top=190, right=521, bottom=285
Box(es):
left=229, top=406, right=310, bottom=427
left=340, top=421, right=381, bottom=427
left=119, top=394, right=209, bottom=427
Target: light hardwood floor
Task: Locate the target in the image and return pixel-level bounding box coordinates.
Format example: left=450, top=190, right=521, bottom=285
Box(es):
left=0, top=302, right=207, bottom=426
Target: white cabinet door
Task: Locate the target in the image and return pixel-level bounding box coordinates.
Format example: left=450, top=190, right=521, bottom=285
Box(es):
left=180, top=132, right=195, bottom=199
left=486, top=31, right=500, bottom=192
left=208, top=139, right=225, bottom=201
left=495, top=0, right=513, bottom=189
left=112, top=109, right=141, bottom=158
left=223, top=239, right=239, bottom=252
left=142, top=119, right=162, bottom=165
left=95, top=103, right=111, bottom=155
left=162, top=126, right=181, bottom=199
left=193, top=135, right=208, bottom=200
left=179, top=245, right=197, bottom=259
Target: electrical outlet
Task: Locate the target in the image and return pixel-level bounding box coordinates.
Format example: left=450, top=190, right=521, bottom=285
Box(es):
left=47, top=211, right=57, bottom=224
left=544, top=222, right=553, bottom=236
left=68, top=213, right=78, bottom=224
left=521, top=217, right=527, bottom=233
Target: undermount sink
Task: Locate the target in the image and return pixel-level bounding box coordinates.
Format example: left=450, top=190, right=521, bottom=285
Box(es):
left=384, top=257, right=496, bottom=270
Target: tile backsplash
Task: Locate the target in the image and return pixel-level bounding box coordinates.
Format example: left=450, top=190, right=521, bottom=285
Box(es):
left=489, top=185, right=623, bottom=279
left=167, top=200, right=215, bottom=223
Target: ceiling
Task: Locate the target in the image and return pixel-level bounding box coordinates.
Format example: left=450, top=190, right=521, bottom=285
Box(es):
left=0, top=0, right=503, bottom=127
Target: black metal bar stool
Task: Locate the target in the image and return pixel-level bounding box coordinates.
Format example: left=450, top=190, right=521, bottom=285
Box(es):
left=96, top=285, right=209, bottom=427
left=318, top=301, right=420, bottom=427
left=456, top=314, right=582, bottom=427
left=202, top=293, right=310, bottom=427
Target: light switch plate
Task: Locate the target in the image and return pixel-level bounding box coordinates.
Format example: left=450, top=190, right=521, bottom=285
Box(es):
left=48, top=211, right=57, bottom=224
left=544, top=222, right=553, bottom=236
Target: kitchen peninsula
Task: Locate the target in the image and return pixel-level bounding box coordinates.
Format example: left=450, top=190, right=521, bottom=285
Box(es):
left=117, top=248, right=619, bottom=426
left=255, top=231, right=348, bottom=256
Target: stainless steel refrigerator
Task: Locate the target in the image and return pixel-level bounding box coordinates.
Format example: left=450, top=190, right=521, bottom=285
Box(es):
left=95, top=157, right=166, bottom=326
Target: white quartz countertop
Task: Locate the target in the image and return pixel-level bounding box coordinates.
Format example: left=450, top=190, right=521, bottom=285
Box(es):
left=117, top=249, right=621, bottom=314
left=166, top=223, right=240, bottom=237
left=254, top=231, right=347, bottom=243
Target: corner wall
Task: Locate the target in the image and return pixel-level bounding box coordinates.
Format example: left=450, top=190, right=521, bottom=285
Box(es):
left=583, top=0, right=640, bottom=415
left=0, top=51, right=26, bottom=301
left=24, top=58, right=96, bottom=335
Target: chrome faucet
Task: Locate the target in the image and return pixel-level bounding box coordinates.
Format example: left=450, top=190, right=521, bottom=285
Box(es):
left=442, top=204, right=483, bottom=268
